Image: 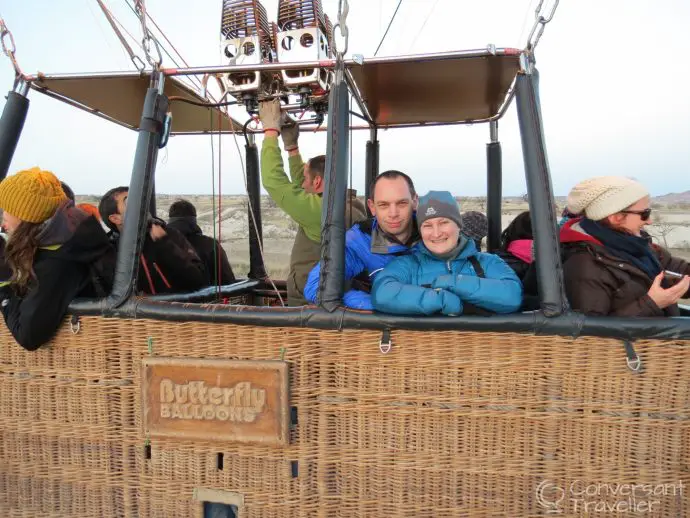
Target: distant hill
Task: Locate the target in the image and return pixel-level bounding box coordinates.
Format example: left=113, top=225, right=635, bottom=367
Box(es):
left=78, top=192, right=690, bottom=207
left=653, top=191, right=690, bottom=204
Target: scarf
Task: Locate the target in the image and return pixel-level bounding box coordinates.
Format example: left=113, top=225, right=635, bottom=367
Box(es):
left=579, top=218, right=661, bottom=279
left=429, top=234, right=468, bottom=261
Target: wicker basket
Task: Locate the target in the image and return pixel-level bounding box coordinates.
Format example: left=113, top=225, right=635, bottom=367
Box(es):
left=1, top=316, right=688, bottom=517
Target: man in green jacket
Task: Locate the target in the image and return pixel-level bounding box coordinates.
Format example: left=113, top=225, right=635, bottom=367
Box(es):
left=259, top=99, right=367, bottom=305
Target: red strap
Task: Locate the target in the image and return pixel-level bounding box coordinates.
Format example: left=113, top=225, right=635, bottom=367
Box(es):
left=139, top=254, right=156, bottom=295
left=152, top=262, right=172, bottom=289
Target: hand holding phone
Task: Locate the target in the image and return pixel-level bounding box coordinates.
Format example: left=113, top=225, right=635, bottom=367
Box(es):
left=664, top=270, right=684, bottom=279
left=649, top=271, right=690, bottom=309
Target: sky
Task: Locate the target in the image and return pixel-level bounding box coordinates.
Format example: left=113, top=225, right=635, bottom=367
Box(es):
left=0, top=0, right=689, bottom=197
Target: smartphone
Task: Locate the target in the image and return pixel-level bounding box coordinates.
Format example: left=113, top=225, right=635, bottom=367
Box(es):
left=664, top=270, right=684, bottom=279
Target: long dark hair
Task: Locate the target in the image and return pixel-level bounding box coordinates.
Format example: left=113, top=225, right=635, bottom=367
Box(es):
left=500, top=211, right=533, bottom=249
left=5, top=220, right=43, bottom=296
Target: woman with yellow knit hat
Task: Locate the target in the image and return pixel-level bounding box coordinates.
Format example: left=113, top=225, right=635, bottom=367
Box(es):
left=0, top=168, right=115, bottom=350
left=559, top=176, right=690, bottom=317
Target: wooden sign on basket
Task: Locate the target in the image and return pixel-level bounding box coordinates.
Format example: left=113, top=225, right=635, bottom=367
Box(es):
left=142, top=358, right=289, bottom=446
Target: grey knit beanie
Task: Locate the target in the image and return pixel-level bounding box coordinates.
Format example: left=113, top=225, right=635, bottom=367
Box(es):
left=417, top=191, right=462, bottom=227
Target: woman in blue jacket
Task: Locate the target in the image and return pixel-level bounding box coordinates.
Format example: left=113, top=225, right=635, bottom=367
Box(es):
left=371, top=191, right=522, bottom=316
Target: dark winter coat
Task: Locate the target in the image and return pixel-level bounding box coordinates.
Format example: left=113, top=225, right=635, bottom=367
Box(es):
left=110, top=219, right=208, bottom=295
left=167, top=216, right=236, bottom=285
left=0, top=204, right=116, bottom=351
left=560, top=218, right=690, bottom=317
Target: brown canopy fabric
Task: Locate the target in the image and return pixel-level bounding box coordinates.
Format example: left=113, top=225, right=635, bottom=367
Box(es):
left=28, top=50, right=521, bottom=131
left=31, top=73, right=244, bottom=134
left=348, top=53, right=520, bottom=125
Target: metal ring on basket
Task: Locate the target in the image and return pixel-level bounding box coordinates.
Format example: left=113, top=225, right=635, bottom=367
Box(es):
left=70, top=316, right=81, bottom=334
left=379, top=328, right=392, bottom=354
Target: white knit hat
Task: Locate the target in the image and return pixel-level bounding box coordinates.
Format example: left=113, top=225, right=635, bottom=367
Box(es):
left=566, top=176, right=649, bottom=221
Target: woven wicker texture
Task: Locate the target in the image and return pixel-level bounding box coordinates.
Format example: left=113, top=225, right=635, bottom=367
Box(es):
left=1, top=317, right=688, bottom=517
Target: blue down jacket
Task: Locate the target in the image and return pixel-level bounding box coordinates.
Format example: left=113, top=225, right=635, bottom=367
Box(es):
left=304, top=218, right=416, bottom=310
left=371, top=239, right=522, bottom=316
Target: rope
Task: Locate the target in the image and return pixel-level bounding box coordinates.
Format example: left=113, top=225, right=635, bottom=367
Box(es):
left=142, top=9, right=191, bottom=68
left=95, top=0, right=145, bottom=70
left=110, top=10, right=145, bottom=52
left=84, top=0, right=130, bottom=68
left=207, top=109, right=284, bottom=306
left=349, top=94, right=353, bottom=226
left=517, top=0, right=540, bottom=47
left=123, top=0, right=204, bottom=92
left=408, top=0, right=440, bottom=52
left=217, top=111, right=223, bottom=297
left=232, top=120, right=285, bottom=307
left=167, top=97, right=239, bottom=108
left=374, top=0, right=403, bottom=56
left=210, top=110, right=219, bottom=294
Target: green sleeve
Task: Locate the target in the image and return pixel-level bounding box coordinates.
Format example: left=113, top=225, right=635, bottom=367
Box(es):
left=288, top=151, right=305, bottom=187
left=261, top=137, right=322, bottom=242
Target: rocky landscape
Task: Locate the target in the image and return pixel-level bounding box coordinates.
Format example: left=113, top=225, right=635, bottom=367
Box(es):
left=79, top=192, right=690, bottom=280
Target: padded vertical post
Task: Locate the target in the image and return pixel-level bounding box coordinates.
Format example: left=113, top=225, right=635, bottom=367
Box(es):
left=149, top=183, right=157, bottom=218
left=245, top=139, right=266, bottom=279
left=106, top=76, right=168, bottom=310
left=364, top=126, right=379, bottom=215
left=515, top=67, right=568, bottom=316
left=0, top=90, right=29, bottom=181
left=317, top=60, right=349, bottom=311
left=486, top=121, right=502, bottom=252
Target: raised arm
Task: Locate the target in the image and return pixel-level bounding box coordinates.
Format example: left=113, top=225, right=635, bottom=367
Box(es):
left=260, top=136, right=321, bottom=241
left=259, top=101, right=321, bottom=241
left=282, top=120, right=305, bottom=187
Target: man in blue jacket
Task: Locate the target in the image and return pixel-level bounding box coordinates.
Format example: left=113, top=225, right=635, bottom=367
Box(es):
left=371, top=191, right=522, bottom=316
left=303, top=170, right=419, bottom=309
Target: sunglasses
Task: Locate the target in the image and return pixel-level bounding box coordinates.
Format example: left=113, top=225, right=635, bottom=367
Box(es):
left=621, top=208, right=652, bottom=221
